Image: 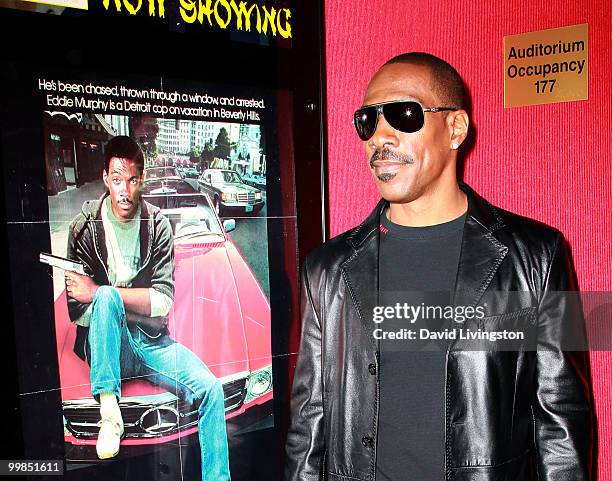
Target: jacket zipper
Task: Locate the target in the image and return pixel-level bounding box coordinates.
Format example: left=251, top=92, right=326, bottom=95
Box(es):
left=131, top=210, right=154, bottom=279
left=531, top=406, right=541, bottom=481
left=91, top=213, right=110, bottom=282
left=373, top=349, right=380, bottom=480
left=444, top=345, right=450, bottom=480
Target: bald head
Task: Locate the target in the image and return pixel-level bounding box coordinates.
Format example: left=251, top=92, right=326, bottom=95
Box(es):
left=381, top=52, right=466, bottom=110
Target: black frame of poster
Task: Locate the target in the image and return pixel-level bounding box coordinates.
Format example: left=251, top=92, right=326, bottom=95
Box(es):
left=0, top=2, right=327, bottom=480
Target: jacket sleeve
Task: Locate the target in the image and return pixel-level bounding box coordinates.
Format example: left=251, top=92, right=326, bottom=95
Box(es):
left=130, top=212, right=175, bottom=333
left=150, top=212, right=175, bottom=302
left=285, top=258, right=325, bottom=481
left=66, top=215, right=96, bottom=323
left=533, top=234, right=594, bottom=480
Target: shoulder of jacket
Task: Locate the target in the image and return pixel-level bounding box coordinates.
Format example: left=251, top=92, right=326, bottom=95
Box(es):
left=69, top=211, right=86, bottom=230
left=69, top=200, right=99, bottom=233
left=495, top=206, right=564, bottom=256
left=143, top=200, right=173, bottom=239
left=304, top=227, right=360, bottom=273
left=142, top=200, right=168, bottom=227
left=142, top=199, right=161, bottom=217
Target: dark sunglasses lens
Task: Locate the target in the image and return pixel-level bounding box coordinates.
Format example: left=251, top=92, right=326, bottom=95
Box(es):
left=383, top=101, right=425, bottom=134
left=354, top=107, right=378, bottom=141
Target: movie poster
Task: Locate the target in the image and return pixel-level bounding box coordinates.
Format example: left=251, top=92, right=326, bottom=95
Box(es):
left=36, top=73, right=275, bottom=474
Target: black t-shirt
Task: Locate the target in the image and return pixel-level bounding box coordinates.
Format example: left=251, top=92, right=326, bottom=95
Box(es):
left=376, top=209, right=466, bottom=481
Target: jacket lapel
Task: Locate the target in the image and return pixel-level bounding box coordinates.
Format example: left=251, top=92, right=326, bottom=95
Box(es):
left=341, top=199, right=386, bottom=351
left=92, top=194, right=110, bottom=283
left=139, top=199, right=151, bottom=266
left=453, top=184, right=508, bottom=309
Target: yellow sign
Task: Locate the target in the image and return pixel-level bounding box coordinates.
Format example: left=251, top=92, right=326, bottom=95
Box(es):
left=100, top=0, right=292, bottom=39
left=503, top=24, right=588, bottom=108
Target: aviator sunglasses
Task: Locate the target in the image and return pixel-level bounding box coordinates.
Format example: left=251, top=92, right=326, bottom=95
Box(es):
left=353, top=100, right=458, bottom=141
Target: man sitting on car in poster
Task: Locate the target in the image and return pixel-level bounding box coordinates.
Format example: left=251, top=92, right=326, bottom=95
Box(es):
left=64, top=135, right=230, bottom=480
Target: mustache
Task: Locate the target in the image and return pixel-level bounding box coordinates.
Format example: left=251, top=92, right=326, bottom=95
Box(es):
left=118, top=196, right=132, bottom=204
left=369, top=148, right=413, bottom=168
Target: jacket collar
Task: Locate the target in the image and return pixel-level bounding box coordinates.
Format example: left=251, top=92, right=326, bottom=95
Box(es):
left=346, top=182, right=505, bottom=250
left=341, top=182, right=509, bottom=350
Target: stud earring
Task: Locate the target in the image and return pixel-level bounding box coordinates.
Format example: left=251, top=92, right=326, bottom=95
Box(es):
left=451, top=143, right=459, bottom=150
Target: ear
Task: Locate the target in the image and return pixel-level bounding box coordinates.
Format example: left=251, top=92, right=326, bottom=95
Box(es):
left=448, top=110, right=469, bottom=150
left=102, top=170, right=110, bottom=190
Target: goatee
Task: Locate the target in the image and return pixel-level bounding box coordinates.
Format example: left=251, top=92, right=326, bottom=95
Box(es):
left=376, top=172, right=397, bottom=183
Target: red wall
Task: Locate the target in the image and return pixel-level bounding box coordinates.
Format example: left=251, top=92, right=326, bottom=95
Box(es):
left=324, top=0, right=611, bottom=477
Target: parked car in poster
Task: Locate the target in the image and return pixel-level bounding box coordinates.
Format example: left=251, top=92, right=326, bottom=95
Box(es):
left=143, top=166, right=195, bottom=194
left=241, top=173, right=266, bottom=190
left=183, top=166, right=200, bottom=179
left=197, top=169, right=264, bottom=216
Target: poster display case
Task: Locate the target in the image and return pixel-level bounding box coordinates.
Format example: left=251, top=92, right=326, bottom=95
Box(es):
left=0, top=1, right=327, bottom=479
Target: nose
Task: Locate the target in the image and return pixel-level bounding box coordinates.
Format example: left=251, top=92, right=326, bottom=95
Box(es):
left=368, top=112, right=399, bottom=150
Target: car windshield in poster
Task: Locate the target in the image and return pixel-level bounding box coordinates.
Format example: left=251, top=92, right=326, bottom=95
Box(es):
left=40, top=74, right=273, bottom=467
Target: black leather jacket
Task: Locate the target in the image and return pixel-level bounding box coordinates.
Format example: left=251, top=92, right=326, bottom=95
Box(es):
left=285, top=184, right=593, bottom=481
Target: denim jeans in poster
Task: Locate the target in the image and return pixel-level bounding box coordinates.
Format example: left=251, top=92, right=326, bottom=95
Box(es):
left=86, top=285, right=230, bottom=481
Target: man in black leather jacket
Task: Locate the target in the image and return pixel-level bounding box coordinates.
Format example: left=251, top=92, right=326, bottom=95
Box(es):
left=285, top=53, right=593, bottom=481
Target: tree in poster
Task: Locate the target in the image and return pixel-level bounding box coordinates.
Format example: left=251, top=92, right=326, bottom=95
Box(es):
left=200, top=138, right=214, bottom=170
left=213, top=127, right=230, bottom=160
left=128, top=116, right=159, bottom=163
left=190, top=145, right=203, bottom=165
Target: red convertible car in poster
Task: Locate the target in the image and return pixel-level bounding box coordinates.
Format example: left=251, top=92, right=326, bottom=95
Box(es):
left=53, top=188, right=272, bottom=461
